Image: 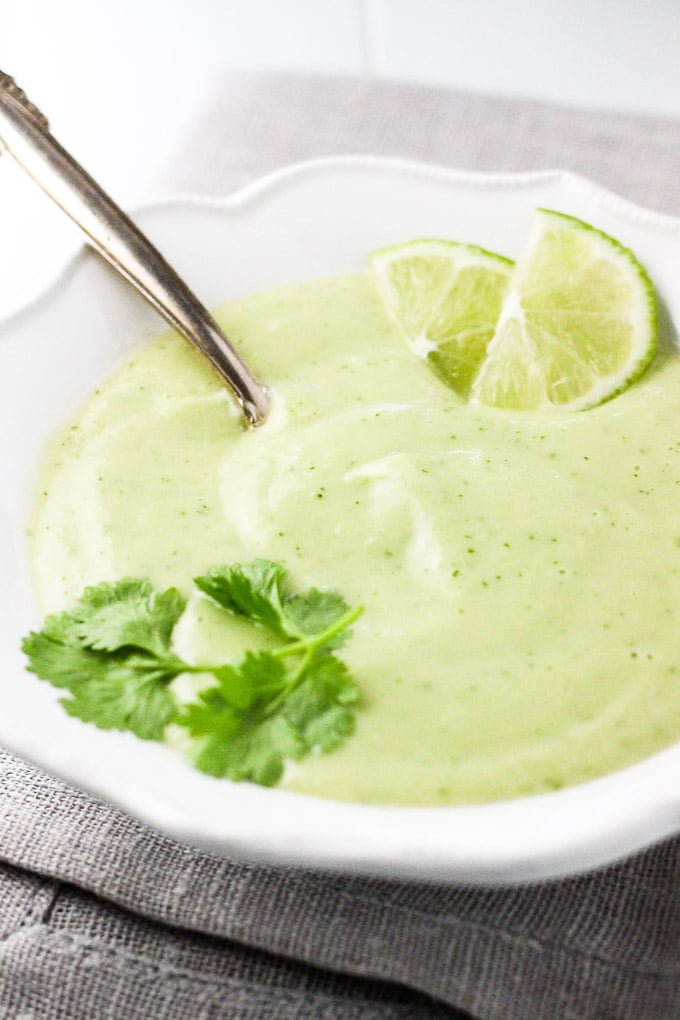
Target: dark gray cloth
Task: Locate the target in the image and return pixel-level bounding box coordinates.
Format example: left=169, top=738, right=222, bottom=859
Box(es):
left=2, top=73, right=680, bottom=1020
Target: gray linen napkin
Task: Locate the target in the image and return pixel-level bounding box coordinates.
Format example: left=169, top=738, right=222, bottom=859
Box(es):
left=1, top=73, right=680, bottom=1020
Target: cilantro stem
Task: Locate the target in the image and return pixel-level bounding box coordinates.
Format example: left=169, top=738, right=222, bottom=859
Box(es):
left=261, top=605, right=363, bottom=717
left=262, top=647, right=315, bottom=718
left=163, top=606, right=364, bottom=679
left=271, top=604, right=364, bottom=659
left=183, top=605, right=363, bottom=684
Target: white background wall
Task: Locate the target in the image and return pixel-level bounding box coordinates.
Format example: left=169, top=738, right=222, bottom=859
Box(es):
left=1, top=0, right=679, bottom=310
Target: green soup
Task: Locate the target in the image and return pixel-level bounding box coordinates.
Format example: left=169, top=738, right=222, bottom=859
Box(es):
left=30, top=273, right=680, bottom=805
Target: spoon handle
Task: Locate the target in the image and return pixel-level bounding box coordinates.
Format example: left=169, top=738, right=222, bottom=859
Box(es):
left=0, top=73, right=270, bottom=426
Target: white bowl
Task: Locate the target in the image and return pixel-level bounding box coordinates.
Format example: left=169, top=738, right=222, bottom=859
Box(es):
left=2, top=156, right=680, bottom=884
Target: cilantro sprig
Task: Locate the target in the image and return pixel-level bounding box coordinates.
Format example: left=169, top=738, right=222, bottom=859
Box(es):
left=22, top=561, right=363, bottom=786
left=22, top=579, right=187, bottom=740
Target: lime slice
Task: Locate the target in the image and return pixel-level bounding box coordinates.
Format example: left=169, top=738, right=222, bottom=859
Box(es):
left=371, top=239, right=514, bottom=397
left=471, top=209, right=658, bottom=412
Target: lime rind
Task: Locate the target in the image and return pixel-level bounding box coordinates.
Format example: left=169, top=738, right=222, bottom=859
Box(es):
left=535, top=211, right=658, bottom=402
left=370, top=215, right=658, bottom=413
left=470, top=209, right=658, bottom=413
left=370, top=239, right=514, bottom=395
left=371, top=237, right=514, bottom=267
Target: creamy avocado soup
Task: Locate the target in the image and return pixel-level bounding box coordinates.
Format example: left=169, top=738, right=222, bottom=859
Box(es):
left=30, top=273, right=680, bottom=805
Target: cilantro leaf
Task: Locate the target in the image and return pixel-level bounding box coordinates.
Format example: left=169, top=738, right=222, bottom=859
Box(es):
left=283, top=654, right=358, bottom=752
left=72, top=578, right=186, bottom=656
left=194, top=560, right=288, bottom=636
left=21, top=628, right=101, bottom=690
left=196, top=560, right=357, bottom=646
left=188, top=711, right=303, bottom=786
left=61, top=655, right=178, bottom=740
left=212, top=651, right=287, bottom=711
left=22, top=630, right=181, bottom=740
left=282, top=589, right=351, bottom=646
left=22, top=580, right=188, bottom=740
left=178, top=649, right=358, bottom=784
left=183, top=562, right=362, bottom=783
left=177, top=688, right=243, bottom=742
left=179, top=651, right=302, bottom=784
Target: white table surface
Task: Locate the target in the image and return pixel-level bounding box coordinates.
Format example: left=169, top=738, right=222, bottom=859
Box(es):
left=0, top=0, right=679, bottom=315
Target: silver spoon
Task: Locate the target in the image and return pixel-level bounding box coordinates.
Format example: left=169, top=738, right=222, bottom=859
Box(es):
left=0, top=72, right=270, bottom=427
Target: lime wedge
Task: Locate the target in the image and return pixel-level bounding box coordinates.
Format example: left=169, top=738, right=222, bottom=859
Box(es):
left=471, top=209, right=658, bottom=412
left=371, top=239, right=514, bottom=396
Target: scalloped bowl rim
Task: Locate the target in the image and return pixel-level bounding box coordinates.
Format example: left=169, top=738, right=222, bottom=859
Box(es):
left=1, top=154, right=679, bottom=884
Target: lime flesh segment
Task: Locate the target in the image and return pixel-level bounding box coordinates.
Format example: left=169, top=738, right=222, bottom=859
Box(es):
left=471, top=209, right=658, bottom=412
left=371, top=240, right=514, bottom=397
